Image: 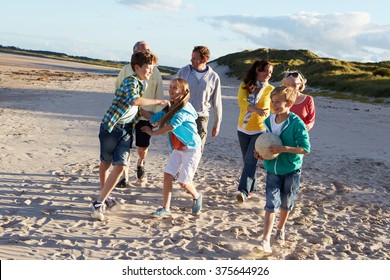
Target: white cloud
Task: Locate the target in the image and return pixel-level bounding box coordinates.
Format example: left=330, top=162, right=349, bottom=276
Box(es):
left=202, top=12, right=390, bottom=62
left=117, top=0, right=183, bottom=11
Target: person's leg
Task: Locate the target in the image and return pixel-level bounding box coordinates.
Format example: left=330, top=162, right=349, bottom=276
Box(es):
left=101, top=123, right=131, bottom=200
left=177, top=147, right=202, bottom=214
left=115, top=123, right=133, bottom=187
left=124, top=155, right=130, bottom=181
left=278, top=169, right=301, bottom=231
left=237, top=130, right=250, bottom=162
left=124, top=122, right=134, bottom=181
left=196, top=116, right=209, bottom=153
left=179, top=182, right=200, bottom=200
left=137, top=147, right=148, bottom=166
left=277, top=209, right=290, bottom=230
left=263, top=211, right=276, bottom=242
left=93, top=123, right=130, bottom=219
left=136, top=146, right=147, bottom=179
left=176, top=147, right=201, bottom=194
left=237, top=132, right=260, bottom=198
left=99, top=164, right=126, bottom=202
left=262, top=173, right=282, bottom=243
left=135, top=120, right=152, bottom=179
left=156, top=150, right=182, bottom=211
left=98, top=122, right=119, bottom=191
left=275, top=209, right=289, bottom=243
left=257, top=173, right=281, bottom=252
left=151, top=150, right=182, bottom=218
left=257, top=210, right=275, bottom=253
left=179, top=181, right=202, bottom=215
left=99, top=161, right=111, bottom=191
left=162, top=172, right=174, bottom=209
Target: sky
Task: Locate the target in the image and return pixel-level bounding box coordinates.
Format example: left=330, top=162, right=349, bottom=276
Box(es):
left=1, top=0, right=390, bottom=67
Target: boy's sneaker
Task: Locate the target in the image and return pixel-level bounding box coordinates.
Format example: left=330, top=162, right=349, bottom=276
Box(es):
left=236, top=192, right=246, bottom=203
left=274, top=229, right=285, bottom=244
left=151, top=207, right=171, bottom=218
left=192, top=192, right=203, bottom=215
left=91, top=200, right=105, bottom=221
left=116, top=178, right=128, bottom=188
left=105, top=197, right=118, bottom=210
left=137, top=165, right=145, bottom=180
left=259, top=240, right=273, bottom=253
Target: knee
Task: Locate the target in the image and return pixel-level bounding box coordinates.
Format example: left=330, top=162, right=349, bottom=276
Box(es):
left=164, top=172, right=174, bottom=181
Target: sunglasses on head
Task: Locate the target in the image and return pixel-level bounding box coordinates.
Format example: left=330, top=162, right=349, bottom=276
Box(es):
left=287, top=72, right=299, bottom=78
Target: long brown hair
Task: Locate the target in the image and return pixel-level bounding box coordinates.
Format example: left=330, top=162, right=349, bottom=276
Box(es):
left=159, top=78, right=190, bottom=128
left=242, top=59, right=273, bottom=92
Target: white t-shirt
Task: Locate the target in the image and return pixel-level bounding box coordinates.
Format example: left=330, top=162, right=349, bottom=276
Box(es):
left=270, top=114, right=286, bottom=136
left=193, top=68, right=207, bottom=80
left=117, top=106, right=138, bottom=124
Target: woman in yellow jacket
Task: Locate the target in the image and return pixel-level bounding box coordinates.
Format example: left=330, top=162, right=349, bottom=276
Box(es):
left=236, top=60, right=274, bottom=203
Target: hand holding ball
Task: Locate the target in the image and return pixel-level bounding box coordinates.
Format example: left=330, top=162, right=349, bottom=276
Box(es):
left=255, top=132, right=282, bottom=160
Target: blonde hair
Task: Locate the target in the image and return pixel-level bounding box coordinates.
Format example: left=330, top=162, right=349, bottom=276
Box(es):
left=281, top=70, right=307, bottom=92
left=271, top=86, right=297, bottom=104
left=159, top=78, right=190, bottom=128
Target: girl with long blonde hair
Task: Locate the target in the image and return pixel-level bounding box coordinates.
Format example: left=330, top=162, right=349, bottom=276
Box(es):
left=141, top=78, right=203, bottom=218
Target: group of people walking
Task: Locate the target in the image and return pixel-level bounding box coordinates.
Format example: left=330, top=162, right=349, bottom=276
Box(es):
left=91, top=40, right=315, bottom=255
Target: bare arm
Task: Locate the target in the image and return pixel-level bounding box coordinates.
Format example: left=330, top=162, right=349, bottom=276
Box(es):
left=269, top=145, right=309, bottom=155
left=247, top=104, right=269, bottom=117
left=254, top=145, right=308, bottom=161
left=139, top=108, right=154, bottom=120
left=141, top=123, right=174, bottom=136
left=132, top=97, right=170, bottom=107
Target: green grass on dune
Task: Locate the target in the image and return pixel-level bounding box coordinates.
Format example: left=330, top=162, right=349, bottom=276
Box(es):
left=2, top=45, right=388, bottom=101
left=212, top=48, right=390, bottom=100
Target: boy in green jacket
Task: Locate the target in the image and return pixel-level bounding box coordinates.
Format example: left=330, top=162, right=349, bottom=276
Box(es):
left=254, top=86, right=310, bottom=254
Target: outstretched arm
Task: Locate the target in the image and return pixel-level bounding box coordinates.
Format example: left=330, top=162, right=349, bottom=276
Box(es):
left=139, top=108, right=154, bottom=120
left=132, top=97, right=170, bottom=107
left=141, top=123, right=174, bottom=136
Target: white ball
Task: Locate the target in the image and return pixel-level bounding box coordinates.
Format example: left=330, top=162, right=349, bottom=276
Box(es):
left=255, top=132, right=282, bottom=160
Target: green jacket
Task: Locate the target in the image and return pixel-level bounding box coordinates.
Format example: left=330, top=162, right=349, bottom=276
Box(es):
left=263, top=113, right=311, bottom=175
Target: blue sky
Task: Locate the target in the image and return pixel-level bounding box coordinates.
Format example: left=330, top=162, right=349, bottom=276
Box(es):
left=1, top=0, right=389, bottom=67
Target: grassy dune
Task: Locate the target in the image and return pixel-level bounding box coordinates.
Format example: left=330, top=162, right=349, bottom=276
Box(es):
left=212, top=48, right=390, bottom=101
left=2, top=45, right=389, bottom=101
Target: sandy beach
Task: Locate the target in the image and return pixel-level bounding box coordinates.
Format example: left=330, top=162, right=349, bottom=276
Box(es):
left=0, top=52, right=389, bottom=260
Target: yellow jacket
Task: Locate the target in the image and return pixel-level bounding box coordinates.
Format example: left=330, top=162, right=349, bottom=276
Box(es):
left=237, top=82, right=274, bottom=133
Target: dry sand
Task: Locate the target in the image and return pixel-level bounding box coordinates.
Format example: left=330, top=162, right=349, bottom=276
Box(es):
left=0, top=53, right=389, bottom=260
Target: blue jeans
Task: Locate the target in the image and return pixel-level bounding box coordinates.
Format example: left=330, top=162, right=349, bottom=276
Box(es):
left=237, top=131, right=262, bottom=196
left=264, top=169, right=301, bottom=212
left=99, top=122, right=133, bottom=165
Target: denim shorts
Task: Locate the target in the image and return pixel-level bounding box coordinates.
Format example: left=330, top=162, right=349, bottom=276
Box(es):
left=99, top=122, right=133, bottom=165
left=264, top=169, right=301, bottom=212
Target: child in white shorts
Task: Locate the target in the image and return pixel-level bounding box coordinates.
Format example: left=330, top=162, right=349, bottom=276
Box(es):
left=141, top=78, right=203, bottom=218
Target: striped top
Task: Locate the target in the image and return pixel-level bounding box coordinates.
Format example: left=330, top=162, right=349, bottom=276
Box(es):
left=102, top=73, right=143, bottom=132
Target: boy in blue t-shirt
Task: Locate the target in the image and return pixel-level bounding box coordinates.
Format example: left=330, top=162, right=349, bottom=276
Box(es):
left=254, top=86, right=310, bottom=254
